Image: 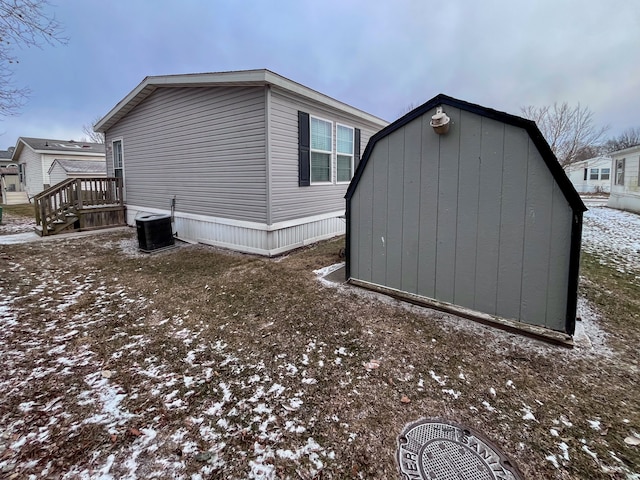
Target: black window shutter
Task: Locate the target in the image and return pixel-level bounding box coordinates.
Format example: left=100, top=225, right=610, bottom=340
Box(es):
left=298, top=111, right=310, bottom=187
left=354, top=128, right=361, bottom=168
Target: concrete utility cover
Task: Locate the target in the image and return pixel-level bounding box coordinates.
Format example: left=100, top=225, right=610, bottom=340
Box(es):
left=397, top=419, right=523, bottom=480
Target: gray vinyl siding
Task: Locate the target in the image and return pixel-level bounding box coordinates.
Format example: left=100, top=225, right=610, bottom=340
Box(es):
left=105, top=86, right=267, bottom=223
left=48, top=164, right=67, bottom=185
left=17, top=147, right=44, bottom=195
left=269, top=88, right=384, bottom=223
left=350, top=107, right=574, bottom=332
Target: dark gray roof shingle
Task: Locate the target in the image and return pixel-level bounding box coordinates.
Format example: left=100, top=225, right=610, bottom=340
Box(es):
left=51, top=159, right=107, bottom=174
left=20, top=137, right=105, bottom=154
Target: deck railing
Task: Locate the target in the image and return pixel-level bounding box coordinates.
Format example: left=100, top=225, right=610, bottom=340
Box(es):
left=34, top=177, right=125, bottom=236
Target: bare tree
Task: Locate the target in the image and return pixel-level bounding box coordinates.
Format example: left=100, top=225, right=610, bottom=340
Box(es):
left=397, top=101, right=429, bottom=119
left=0, top=0, right=67, bottom=116
left=521, top=102, right=608, bottom=166
left=82, top=115, right=104, bottom=144
left=604, top=127, right=640, bottom=153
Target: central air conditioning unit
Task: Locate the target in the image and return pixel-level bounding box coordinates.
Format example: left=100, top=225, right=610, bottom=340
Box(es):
left=135, top=214, right=174, bottom=252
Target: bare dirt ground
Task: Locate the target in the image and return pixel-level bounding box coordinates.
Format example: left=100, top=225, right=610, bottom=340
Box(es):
left=0, top=205, right=638, bottom=479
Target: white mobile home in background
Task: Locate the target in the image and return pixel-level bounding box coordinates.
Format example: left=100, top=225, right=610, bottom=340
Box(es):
left=608, top=144, right=640, bottom=214
left=563, top=156, right=612, bottom=194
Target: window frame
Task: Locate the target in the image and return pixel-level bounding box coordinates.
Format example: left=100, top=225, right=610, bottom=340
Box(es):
left=309, top=115, right=333, bottom=185
left=112, top=139, right=124, bottom=180
left=336, top=123, right=355, bottom=184
left=589, top=168, right=599, bottom=181
left=615, top=158, right=625, bottom=186
left=600, top=167, right=610, bottom=181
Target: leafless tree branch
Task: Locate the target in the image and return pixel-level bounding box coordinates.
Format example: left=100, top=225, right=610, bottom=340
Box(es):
left=81, top=115, right=105, bottom=144
left=0, top=0, right=67, bottom=116
left=604, top=127, right=640, bottom=153
left=521, top=102, right=608, bottom=166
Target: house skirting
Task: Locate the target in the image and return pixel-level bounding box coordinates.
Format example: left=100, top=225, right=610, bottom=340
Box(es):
left=607, top=192, right=640, bottom=215
left=126, top=205, right=346, bottom=256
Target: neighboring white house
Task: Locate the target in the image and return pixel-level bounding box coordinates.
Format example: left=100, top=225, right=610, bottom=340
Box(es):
left=608, top=144, right=640, bottom=214
left=564, top=156, right=612, bottom=193
left=10, top=137, right=105, bottom=198
left=94, top=69, right=389, bottom=256
left=48, top=159, right=107, bottom=185
left=1, top=147, right=20, bottom=204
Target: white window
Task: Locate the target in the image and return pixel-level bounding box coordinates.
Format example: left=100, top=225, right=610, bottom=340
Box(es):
left=615, top=158, right=625, bottom=185
left=113, top=140, right=124, bottom=179
left=310, top=117, right=332, bottom=183
left=589, top=168, right=599, bottom=180
left=336, top=124, right=354, bottom=183
left=600, top=168, right=610, bottom=180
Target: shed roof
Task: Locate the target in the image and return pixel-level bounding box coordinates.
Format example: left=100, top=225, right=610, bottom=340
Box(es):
left=48, top=159, right=107, bottom=175
left=346, top=93, right=586, bottom=213
left=95, top=69, right=388, bottom=133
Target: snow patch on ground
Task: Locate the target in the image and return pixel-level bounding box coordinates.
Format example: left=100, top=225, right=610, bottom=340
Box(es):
left=582, top=206, right=640, bottom=277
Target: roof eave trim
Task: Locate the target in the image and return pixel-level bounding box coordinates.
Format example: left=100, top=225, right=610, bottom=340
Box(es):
left=96, top=70, right=388, bottom=133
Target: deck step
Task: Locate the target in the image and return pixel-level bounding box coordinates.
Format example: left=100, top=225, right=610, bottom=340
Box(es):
left=2, top=191, right=29, bottom=205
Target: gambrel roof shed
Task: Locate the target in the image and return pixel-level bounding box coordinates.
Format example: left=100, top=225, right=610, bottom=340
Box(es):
left=346, top=94, right=586, bottom=339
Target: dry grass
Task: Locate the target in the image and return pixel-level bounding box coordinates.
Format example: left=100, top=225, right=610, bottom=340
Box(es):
left=0, top=223, right=638, bottom=479
left=0, top=202, right=35, bottom=235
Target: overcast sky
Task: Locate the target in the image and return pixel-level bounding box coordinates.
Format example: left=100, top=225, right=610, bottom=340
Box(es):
left=1, top=0, right=638, bottom=148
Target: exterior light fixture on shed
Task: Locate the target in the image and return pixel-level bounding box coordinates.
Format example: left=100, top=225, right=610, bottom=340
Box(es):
left=430, top=106, right=450, bottom=134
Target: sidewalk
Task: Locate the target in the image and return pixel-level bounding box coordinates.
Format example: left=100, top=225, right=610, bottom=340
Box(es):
left=0, top=226, right=130, bottom=245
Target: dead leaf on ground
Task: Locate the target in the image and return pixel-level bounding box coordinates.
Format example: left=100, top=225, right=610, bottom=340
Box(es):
left=110, top=434, right=117, bottom=443
left=401, top=395, right=411, bottom=404
left=624, top=436, right=640, bottom=446
left=364, top=359, right=380, bottom=370
left=129, top=428, right=142, bottom=437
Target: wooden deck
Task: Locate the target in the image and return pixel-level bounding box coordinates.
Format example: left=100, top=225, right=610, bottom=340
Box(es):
left=33, top=177, right=126, bottom=236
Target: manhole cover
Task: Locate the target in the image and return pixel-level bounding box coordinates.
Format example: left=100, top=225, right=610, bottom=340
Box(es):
left=397, top=419, right=523, bottom=480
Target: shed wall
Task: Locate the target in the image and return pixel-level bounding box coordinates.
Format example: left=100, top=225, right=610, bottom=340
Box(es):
left=349, top=107, right=574, bottom=331
left=48, top=164, right=68, bottom=186
left=104, top=86, right=268, bottom=223
left=41, top=155, right=104, bottom=188
left=269, top=88, right=382, bottom=223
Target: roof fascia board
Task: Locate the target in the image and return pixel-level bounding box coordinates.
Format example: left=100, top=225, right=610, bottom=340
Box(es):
left=263, top=71, right=388, bottom=127
left=609, top=144, right=640, bottom=157
left=95, top=69, right=388, bottom=133
left=37, top=150, right=105, bottom=157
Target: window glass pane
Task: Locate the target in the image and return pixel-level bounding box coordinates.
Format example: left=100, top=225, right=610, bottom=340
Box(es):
left=311, top=152, right=330, bottom=182
left=616, top=159, right=625, bottom=185
left=337, top=154, right=352, bottom=182
left=337, top=125, right=353, bottom=154
left=590, top=168, right=599, bottom=180
left=311, top=118, right=332, bottom=152
left=600, top=168, right=610, bottom=180
left=113, top=141, right=123, bottom=169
